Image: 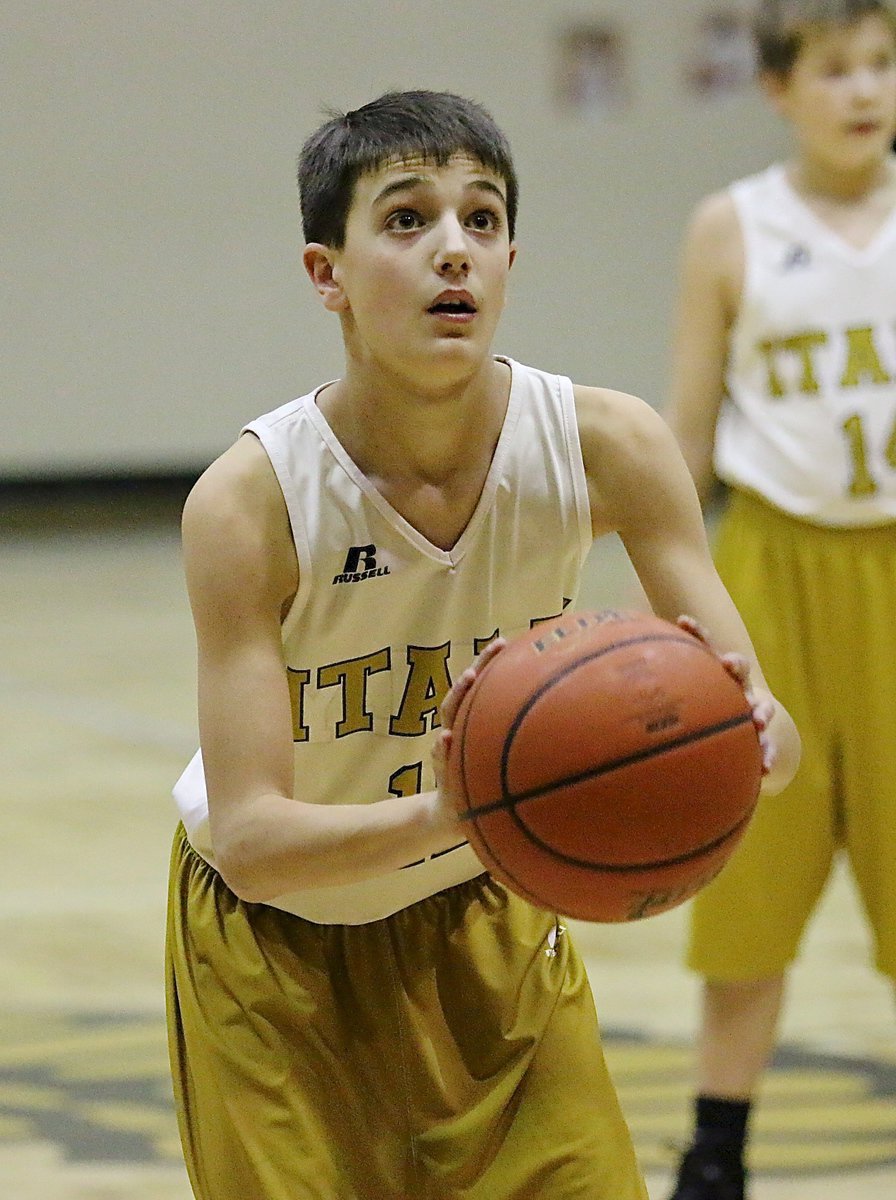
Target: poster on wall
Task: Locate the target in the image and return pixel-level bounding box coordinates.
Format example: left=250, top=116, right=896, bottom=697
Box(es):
left=685, top=10, right=756, bottom=96
left=555, top=22, right=629, bottom=115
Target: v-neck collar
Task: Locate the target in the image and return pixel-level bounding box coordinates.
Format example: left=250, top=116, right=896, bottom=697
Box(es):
left=772, top=162, right=896, bottom=265
left=304, top=357, right=521, bottom=568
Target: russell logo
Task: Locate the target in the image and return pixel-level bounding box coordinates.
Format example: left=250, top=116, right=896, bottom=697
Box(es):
left=782, top=243, right=811, bottom=270
left=333, top=544, right=392, bottom=585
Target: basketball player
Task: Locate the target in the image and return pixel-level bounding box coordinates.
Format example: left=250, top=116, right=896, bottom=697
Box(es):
left=663, top=4, right=896, bottom=1198
left=165, top=89, right=800, bottom=1200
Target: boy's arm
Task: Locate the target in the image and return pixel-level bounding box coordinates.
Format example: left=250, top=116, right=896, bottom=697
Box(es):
left=576, top=385, right=800, bottom=795
left=664, top=190, right=743, bottom=505
left=182, top=434, right=461, bottom=903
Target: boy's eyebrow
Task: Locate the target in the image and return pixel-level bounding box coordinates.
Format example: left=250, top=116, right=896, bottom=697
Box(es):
left=371, top=174, right=507, bottom=208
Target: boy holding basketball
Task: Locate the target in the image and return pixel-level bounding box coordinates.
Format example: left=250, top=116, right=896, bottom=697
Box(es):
left=165, top=89, right=799, bottom=1199
left=663, top=4, right=896, bottom=1198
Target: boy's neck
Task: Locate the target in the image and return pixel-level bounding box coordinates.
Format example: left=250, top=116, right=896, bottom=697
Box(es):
left=317, top=356, right=511, bottom=486
left=787, top=154, right=896, bottom=204
left=314, top=357, right=513, bottom=551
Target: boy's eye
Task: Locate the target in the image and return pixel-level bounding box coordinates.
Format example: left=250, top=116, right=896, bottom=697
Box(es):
left=467, top=209, right=500, bottom=232
left=385, top=209, right=424, bottom=231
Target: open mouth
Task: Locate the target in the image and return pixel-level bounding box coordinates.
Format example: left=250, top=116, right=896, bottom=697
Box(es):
left=428, top=292, right=477, bottom=315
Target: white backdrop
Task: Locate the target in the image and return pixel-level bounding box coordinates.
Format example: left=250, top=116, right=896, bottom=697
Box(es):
left=2, top=1, right=786, bottom=476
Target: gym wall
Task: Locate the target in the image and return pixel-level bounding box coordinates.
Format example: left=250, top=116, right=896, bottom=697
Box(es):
left=2, top=1, right=786, bottom=478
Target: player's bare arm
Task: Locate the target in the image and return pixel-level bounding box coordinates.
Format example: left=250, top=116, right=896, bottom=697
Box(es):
left=575, top=384, right=800, bottom=794
left=182, top=434, right=462, bottom=903
left=665, top=190, right=744, bottom=505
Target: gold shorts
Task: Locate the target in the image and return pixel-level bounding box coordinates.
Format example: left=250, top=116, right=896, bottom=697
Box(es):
left=687, top=490, right=896, bottom=981
left=166, top=825, right=647, bottom=1199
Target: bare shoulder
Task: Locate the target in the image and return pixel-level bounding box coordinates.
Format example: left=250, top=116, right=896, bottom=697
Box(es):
left=682, top=188, right=744, bottom=309
left=686, top=188, right=740, bottom=254
left=184, top=434, right=278, bottom=536
left=182, top=434, right=297, bottom=615
left=574, top=385, right=698, bottom=536
left=575, top=384, right=678, bottom=464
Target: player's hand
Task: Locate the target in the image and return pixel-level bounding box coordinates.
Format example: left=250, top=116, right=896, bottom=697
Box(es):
left=676, top=615, right=776, bottom=776
left=432, top=637, right=507, bottom=804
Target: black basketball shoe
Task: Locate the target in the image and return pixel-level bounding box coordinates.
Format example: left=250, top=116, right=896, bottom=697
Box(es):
left=667, top=1143, right=747, bottom=1200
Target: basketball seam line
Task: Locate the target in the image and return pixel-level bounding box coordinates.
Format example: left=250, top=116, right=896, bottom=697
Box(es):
left=495, top=632, right=720, bottom=797
left=498, top=802, right=757, bottom=874
left=457, top=711, right=755, bottom=820
left=457, top=629, right=708, bottom=807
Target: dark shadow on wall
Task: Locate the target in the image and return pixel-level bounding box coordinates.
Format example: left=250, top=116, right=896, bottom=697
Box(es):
left=0, top=474, right=199, bottom=539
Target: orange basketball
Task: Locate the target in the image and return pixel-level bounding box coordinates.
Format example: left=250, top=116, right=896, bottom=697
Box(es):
left=446, top=609, right=763, bottom=922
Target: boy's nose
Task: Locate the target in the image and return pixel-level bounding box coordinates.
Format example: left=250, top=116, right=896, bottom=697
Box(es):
left=434, top=215, right=470, bottom=274
left=438, top=251, right=470, bottom=274
left=851, top=66, right=882, bottom=99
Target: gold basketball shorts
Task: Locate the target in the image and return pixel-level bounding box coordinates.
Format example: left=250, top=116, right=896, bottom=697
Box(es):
left=166, top=825, right=647, bottom=1199
left=687, top=489, right=896, bottom=981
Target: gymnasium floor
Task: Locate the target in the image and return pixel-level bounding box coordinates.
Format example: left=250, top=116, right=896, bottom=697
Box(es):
left=1, top=483, right=894, bottom=1200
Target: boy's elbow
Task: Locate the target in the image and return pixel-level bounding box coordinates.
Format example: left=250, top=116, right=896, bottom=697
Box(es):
left=215, top=848, right=268, bottom=904
left=213, top=822, right=282, bottom=904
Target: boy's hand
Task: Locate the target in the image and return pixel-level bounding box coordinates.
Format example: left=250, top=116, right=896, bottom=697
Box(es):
left=676, top=614, right=776, bottom=776
left=432, top=637, right=507, bottom=816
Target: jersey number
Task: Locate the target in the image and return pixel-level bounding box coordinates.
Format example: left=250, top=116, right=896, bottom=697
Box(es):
left=388, top=762, right=423, bottom=797
left=841, top=412, right=896, bottom=498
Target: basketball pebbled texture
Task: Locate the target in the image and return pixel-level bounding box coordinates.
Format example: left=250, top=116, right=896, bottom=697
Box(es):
left=447, top=609, right=763, bottom=922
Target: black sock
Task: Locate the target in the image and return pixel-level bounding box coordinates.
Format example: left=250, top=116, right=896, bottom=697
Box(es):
left=691, top=1095, right=751, bottom=1157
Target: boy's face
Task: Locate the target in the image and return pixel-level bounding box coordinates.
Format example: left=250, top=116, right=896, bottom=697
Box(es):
left=765, top=13, right=896, bottom=167
left=306, top=153, right=516, bottom=385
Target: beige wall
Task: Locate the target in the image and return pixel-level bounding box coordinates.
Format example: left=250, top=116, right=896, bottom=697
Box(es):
left=2, top=1, right=787, bottom=476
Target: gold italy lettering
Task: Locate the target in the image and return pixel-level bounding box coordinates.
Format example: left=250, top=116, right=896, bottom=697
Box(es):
left=389, top=644, right=452, bottom=736
left=840, top=327, right=892, bottom=388
left=317, top=649, right=391, bottom=737
left=474, top=629, right=500, bottom=655
left=759, top=332, right=827, bottom=397
left=286, top=668, right=311, bottom=743
left=758, top=339, right=785, bottom=397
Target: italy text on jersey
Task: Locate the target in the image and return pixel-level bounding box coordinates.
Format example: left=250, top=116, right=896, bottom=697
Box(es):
left=286, top=602, right=574, bottom=743
left=757, top=324, right=894, bottom=401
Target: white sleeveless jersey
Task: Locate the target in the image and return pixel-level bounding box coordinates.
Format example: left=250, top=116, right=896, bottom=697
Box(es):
left=714, top=162, right=896, bottom=525
left=173, top=357, right=594, bottom=924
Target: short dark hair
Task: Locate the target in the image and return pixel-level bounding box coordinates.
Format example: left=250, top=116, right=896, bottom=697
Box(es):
left=754, top=0, right=896, bottom=76
left=297, top=89, right=518, bottom=248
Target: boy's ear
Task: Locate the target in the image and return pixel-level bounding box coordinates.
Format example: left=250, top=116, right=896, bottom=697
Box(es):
left=303, top=244, right=348, bottom=312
